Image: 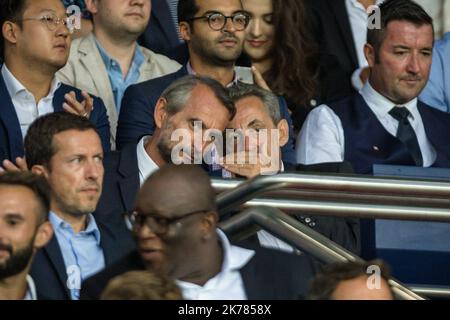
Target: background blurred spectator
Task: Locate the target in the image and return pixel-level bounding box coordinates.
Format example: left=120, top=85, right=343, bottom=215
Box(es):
left=308, top=260, right=394, bottom=300
left=101, top=270, right=183, bottom=300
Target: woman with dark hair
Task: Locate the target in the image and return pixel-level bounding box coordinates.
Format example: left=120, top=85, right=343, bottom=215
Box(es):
left=242, top=0, right=349, bottom=131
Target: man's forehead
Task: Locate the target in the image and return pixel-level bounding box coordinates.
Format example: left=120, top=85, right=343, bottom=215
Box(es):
left=52, top=130, right=102, bottom=153
left=196, top=0, right=243, bottom=14
left=385, top=21, right=433, bottom=45
left=26, top=0, right=66, bottom=15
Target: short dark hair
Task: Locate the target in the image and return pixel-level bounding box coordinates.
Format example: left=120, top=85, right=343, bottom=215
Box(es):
left=161, top=75, right=236, bottom=121
left=24, top=112, right=98, bottom=169
left=177, top=0, right=200, bottom=25
left=228, top=83, right=282, bottom=124
left=101, top=271, right=183, bottom=300
left=0, top=171, right=51, bottom=224
left=0, top=0, right=28, bottom=61
left=308, top=260, right=393, bottom=300
left=367, top=0, right=434, bottom=59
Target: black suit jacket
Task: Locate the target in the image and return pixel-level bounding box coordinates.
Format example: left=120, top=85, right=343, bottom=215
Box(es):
left=30, top=218, right=135, bottom=300
left=304, top=0, right=358, bottom=96
left=80, top=246, right=315, bottom=300
left=94, top=142, right=140, bottom=223
left=138, top=0, right=188, bottom=64
left=289, top=162, right=360, bottom=255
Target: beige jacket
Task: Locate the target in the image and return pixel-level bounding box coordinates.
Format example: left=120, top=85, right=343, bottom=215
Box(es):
left=57, top=33, right=181, bottom=148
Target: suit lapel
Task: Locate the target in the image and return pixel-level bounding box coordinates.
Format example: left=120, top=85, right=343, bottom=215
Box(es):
left=78, top=34, right=118, bottom=136
left=152, top=0, right=179, bottom=47
left=0, top=74, right=24, bottom=159
left=118, top=143, right=141, bottom=211
left=97, top=222, right=118, bottom=265
left=330, top=0, right=359, bottom=68
left=240, top=256, right=271, bottom=300
left=43, top=236, right=70, bottom=298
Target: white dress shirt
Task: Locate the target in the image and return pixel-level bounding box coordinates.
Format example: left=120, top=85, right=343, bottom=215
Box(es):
left=1, top=64, right=61, bottom=139
left=296, top=81, right=437, bottom=167
left=24, top=275, right=37, bottom=300
left=345, top=0, right=384, bottom=90
left=137, top=136, right=160, bottom=186
left=177, top=229, right=255, bottom=300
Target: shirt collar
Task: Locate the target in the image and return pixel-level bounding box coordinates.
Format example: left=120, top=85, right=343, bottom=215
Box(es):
left=176, top=229, right=255, bottom=290
left=137, top=135, right=160, bottom=185
left=361, top=81, right=418, bottom=120
left=48, top=211, right=102, bottom=245
left=95, top=37, right=145, bottom=72
left=24, top=275, right=37, bottom=300
left=186, top=61, right=239, bottom=88
left=216, top=229, right=255, bottom=273
left=347, top=0, right=384, bottom=9
left=1, top=64, right=61, bottom=100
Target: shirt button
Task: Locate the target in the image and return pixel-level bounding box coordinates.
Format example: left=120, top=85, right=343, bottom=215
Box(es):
left=309, top=222, right=316, bottom=228
left=304, top=217, right=311, bottom=224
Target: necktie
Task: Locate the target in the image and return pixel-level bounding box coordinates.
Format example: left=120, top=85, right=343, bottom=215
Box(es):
left=388, top=106, right=423, bottom=166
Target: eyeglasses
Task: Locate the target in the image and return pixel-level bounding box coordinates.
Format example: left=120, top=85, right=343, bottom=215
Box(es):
left=187, top=12, right=250, bottom=31
left=15, top=13, right=70, bottom=32
left=124, top=209, right=209, bottom=235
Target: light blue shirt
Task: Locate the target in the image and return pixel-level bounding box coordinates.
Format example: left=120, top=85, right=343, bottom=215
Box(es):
left=420, top=32, right=450, bottom=114
left=95, top=39, right=145, bottom=113
left=49, top=212, right=105, bottom=300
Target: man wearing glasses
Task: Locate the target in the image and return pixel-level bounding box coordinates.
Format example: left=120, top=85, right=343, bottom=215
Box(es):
left=81, top=164, right=316, bottom=300
left=115, top=0, right=296, bottom=166
left=0, top=0, right=111, bottom=165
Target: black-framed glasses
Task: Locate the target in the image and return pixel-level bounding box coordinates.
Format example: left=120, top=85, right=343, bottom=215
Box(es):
left=187, top=12, right=250, bottom=31
left=124, top=209, right=209, bottom=235
left=15, top=13, right=70, bottom=31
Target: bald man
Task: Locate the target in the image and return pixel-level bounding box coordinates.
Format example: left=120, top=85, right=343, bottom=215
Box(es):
left=81, top=164, right=317, bottom=300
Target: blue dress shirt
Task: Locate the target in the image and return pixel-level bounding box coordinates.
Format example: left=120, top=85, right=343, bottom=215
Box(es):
left=420, top=32, right=450, bottom=114
left=49, top=212, right=105, bottom=300
left=95, top=39, right=145, bottom=113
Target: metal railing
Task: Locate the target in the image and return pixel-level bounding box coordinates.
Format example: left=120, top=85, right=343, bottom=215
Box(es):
left=219, top=206, right=424, bottom=300
left=213, top=173, right=450, bottom=222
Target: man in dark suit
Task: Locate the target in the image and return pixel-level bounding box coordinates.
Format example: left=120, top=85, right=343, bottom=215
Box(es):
left=95, top=75, right=236, bottom=223
left=22, top=113, right=134, bottom=300
left=0, top=172, right=53, bottom=300
left=221, top=83, right=359, bottom=254
left=0, top=0, right=110, bottom=164
left=304, top=0, right=378, bottom=94
left=117, top=0, right=296, bottom=164
left=138, top=0, right=189, bottom=64
left=82, top=164, right=316, bottom=300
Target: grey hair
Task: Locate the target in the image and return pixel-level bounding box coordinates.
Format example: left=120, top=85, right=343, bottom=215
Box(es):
left=228, top=83, right=282, bottom=124
left=159, top=75, right=236, bottom=120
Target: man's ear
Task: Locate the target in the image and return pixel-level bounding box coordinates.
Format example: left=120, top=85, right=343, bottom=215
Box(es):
left=364, top=43, right=376, bottom=68
left=201, top=212, right=218, bottom=240
left=85, top=0, right=98, bottom=15
left=31, top=165, right=50, bottom=180
left=276, top=119, right=289, bottom=148
left=154, top=97, right=169, bottom=129
left=179, top=22, right=192, bottom=42
left=34, top=221, right=53, bottom=250
left=2, top=21, right=19, bottom=47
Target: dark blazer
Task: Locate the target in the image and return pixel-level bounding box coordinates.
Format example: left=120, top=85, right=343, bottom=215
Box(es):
left=30, top=217, right=135, bottom=300
left=117, top=66, right=297, bottom=164
left=304, top=0, right=358, bottom=95
left=80, top=246, right=316, bottom=300
left=94, top=142, right=140, bottom=223
left=138, top=0, right=189, bottom=64
left=290, top=161, right=360, bottom=255
left=0, top=72, right=111, bottom=162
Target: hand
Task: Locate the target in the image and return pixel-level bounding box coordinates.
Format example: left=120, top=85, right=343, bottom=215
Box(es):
left=63, top=91, right=93, bottom=118
left=0, top=157, right=29, bottom=174
left=220, top=151, right=279, bottom=179
left=251, top=66, right=271, bottom=92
